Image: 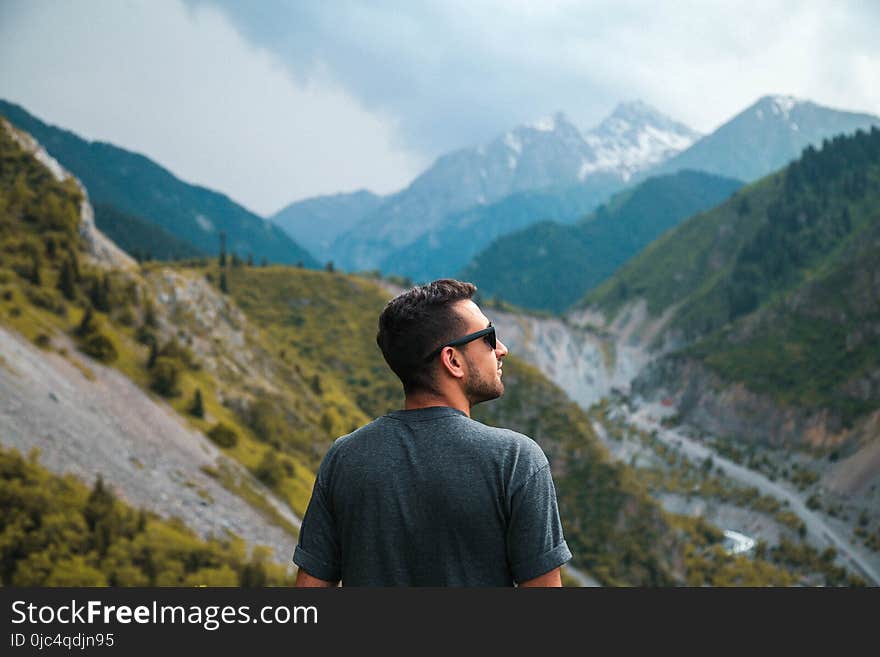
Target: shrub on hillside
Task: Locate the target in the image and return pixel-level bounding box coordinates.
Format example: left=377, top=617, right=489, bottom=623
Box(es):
left=79, top=331, right=118, bottom=363
left=24, top=284, right=66, bottom=316
left=206, top=423, right=238, bottom=448
left=254, top=451, right=285, bottom=489
left=149, top=356, right=182, bottom=397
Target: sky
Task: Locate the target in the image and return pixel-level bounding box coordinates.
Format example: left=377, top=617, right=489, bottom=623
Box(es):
left=1, top=0, right=878, bottom=216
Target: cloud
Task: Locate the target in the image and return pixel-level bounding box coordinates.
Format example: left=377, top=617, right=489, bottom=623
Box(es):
left=2, top=1, right=878, bottom=211
left=0, top=0, right=425, bottom=214
left=201, top=0, right=880, bottom=148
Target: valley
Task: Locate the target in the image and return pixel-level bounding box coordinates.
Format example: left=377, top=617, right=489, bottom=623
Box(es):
left=489, top=299, right=879, bottom=585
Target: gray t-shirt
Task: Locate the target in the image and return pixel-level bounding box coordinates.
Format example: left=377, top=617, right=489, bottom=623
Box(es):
left=292, top=406, right=571, bottom=586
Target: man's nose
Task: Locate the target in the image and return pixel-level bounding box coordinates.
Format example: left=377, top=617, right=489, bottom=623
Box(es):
left=496, top=339, right=509, bottom=357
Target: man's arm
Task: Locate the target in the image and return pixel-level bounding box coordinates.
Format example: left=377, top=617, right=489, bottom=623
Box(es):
left=295, top=567, right=339, bottom=588
left=517, top=567, right=562, bottom=588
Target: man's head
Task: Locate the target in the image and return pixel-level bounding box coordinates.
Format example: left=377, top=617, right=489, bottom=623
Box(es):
left=376, top=279, right=507, bottom=403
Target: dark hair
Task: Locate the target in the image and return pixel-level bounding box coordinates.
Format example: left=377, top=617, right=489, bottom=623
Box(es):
left=376, top=279, right=476, bottom=394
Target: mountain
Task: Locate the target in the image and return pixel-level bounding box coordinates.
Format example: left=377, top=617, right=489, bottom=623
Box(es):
left=271, top=190, right=384, bottom=265
left=645, top=95, right=880, bottom=183
left=582, top=127, right=880, bottom=453
left=460, top=170, right=743, bottom=313
left=0, top=99, right=319, bottom=267
left=378, top=176, right=621, bottom=283
left=93, top=202, right=205, bottom=262
left=582, top=100, right=700, bottom=180
left=331, top=102, right=699, bottom=272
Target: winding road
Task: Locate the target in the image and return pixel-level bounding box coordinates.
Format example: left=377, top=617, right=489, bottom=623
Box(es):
left=625, top=402, right=880, bottom=585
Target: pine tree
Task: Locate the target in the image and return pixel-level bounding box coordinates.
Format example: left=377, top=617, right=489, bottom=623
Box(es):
left=70, top=249, right=81, bottom=281
left=76, top=306, right=95, bottom=337
left=219, top=231, right=227, bottom=268
left=45, top=236, right=57, bottom=260
left=219, top=271, right=229, bottom=294
left=89, top=275, right=111, bottom=312
left=28, top=248, right=42, bottom=286
left=190, top=389, right=205, bottom=418
left=147, top=340, right=159, bottom=369
left=58, top=258, right=76, bottom=301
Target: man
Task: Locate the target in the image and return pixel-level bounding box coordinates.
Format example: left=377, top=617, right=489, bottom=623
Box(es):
left=293, top=279, right=571, bottom=586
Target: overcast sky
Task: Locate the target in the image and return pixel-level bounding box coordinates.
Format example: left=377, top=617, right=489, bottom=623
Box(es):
left=1, top=0, right=878, bottom=216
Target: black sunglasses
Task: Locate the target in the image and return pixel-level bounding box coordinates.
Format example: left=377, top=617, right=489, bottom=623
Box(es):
left=424, top=323, right=497, bottom=362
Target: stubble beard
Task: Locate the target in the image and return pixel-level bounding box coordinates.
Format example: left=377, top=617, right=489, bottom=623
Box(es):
left=463, top=355, right=504, bottom=406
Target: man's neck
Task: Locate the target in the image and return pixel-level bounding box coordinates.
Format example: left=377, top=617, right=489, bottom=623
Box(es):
left=404, top=389, right=471, bottom=417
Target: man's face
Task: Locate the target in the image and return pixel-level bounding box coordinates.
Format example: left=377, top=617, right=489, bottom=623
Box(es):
left=453, top=300, right=509, bottom=405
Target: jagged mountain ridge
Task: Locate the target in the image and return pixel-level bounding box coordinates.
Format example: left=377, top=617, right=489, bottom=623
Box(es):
left=644, top=95, right=880, bottom=183
left=328, top=102, right=699, bottom=272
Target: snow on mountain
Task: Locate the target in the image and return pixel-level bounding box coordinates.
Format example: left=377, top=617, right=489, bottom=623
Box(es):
left=330, top=102, right=697, bottom=271
left=493, top=102, right=698, bottom=188
left=580, top=101, right=701, bottom=181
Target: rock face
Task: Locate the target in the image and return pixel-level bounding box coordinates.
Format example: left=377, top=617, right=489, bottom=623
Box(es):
left=0, top=325, right=300, bottom=564
left=632, top=356, right=852, bottom=449
left=487, top=299, right=665, bottom=410
left=1, top=117, right=137, bottom=272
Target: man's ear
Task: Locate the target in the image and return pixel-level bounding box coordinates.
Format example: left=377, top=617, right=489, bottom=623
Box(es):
left=439, top=347, right=465, bottom=379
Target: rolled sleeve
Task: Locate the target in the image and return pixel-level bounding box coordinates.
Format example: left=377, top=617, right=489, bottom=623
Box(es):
left=507, top=463, right=572, bottom=584
left=291, top=469, right=341, bottom=582
left=292, top=544, right=341, bottom=583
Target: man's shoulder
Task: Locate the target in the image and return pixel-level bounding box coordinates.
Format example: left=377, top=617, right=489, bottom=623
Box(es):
left=328, top=415, right=392, bottom=451
left=464, top=416, right=548, bottom=465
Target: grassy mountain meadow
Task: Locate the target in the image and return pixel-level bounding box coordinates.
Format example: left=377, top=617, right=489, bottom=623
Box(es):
left=585, top=127, right=880, bottom=439
left=462, top=170, right=743, bottom=313
left=2, top=114, right=831, bottom=586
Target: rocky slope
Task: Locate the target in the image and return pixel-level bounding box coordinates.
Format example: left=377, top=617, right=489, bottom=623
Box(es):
left=0, top=324, right=299, bottom=563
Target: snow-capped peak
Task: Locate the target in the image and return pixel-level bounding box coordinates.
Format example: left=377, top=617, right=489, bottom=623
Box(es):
left=579, top=100, right=700, bottom=181
left=754, top=95, right=802, bottom=122
left=529, top=115, right=557, bottom=132
left=770, top=95, right=798, bottom=119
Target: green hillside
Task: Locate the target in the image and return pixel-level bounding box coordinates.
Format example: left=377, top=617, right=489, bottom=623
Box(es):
left=0, top=447, right=293, bottom=586
left=379, top=175, right=624, bottom=283
left=0, top=100, right=318, bottom=267
left=586, top=127, right=880, bottom=424
left=461, top=171, right=742, bottom=313
left=94, top=202, right=205, bottom=262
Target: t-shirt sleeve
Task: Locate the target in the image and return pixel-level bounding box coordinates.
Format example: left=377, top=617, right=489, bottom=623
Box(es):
left=506, top=461, right=572, bottom=584
left=292, top=464, right=341, bottom=582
